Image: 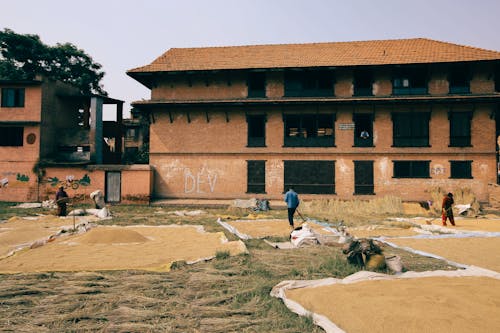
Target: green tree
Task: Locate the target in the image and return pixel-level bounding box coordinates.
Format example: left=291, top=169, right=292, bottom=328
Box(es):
left=0, top=28, right=106, bottom=95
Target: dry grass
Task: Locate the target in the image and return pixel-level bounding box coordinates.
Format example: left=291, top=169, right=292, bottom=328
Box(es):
left=426, top=187, right=481, bottom=216
left=0, top=202, right=456, bottom=332
left=301, top=196, right=403, bottom=226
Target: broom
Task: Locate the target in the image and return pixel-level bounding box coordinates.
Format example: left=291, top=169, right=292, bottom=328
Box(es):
left=296, top=209, right=307, bottom=223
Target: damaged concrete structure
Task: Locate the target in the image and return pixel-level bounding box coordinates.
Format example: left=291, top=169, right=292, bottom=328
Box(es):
left=128, top=38, right=500, bottom=202
left=0, top=77, right=152, bottom=203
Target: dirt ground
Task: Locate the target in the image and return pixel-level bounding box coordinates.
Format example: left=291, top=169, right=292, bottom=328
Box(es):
left=0, top=203, right=496, bottom=332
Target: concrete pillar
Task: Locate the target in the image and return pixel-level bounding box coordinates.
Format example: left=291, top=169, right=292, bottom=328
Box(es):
left=90, top=97, right=103, bottom=164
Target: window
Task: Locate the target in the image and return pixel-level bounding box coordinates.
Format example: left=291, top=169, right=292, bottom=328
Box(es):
left=247, top=160, right=265, bottom=193
left=354, top=161, right=374, bottom=194
left=284, top=160, right=335, bottom=194
left=353, top=69, right=373, bottom=96
left=247, top=114, right=266, bottom=147
left=284, top=114, right=335, bottom=147
left=392, top=112, right=430, bottom=147
left=0, top=127, right=23, bottom=146
left=450, top=161, right=472, bottom=179
left=284, top=70, right=334, bottom=97
left=393, top=161, right=430, bottom=178
left=126, top=128, right=138, bottom=140
left=353, top=113, right=374, bottom=147
left=449, top=111, right=472, bottom=147
left=449, top=64, right=470, bottom=94
left=392, top=66, right=428, bottom=95
left=495, top=66, right=500, bottom=93
left=247, top=72, right=266, bottom=98
left=1, top=88, right=25, bottom=107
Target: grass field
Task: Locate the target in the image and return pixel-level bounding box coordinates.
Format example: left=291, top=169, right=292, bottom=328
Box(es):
left=0, top=201, right=455, bottom=332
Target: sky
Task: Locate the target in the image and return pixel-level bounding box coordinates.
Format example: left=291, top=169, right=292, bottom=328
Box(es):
left=1, top=0, right=500, bottom=119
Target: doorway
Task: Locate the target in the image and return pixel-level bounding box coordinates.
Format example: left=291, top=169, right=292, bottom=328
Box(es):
left=105, top=171, right=121, bottom=203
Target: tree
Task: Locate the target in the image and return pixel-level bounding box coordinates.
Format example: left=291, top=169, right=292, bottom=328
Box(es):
left=0, top=28, right=107, bottom=95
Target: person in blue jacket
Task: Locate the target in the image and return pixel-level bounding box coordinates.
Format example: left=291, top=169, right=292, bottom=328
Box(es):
left=284, top=188, right=300, bottom=227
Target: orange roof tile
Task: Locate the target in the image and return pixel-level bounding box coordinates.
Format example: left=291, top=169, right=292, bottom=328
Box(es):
left=128, top=38, right=500, bottom=74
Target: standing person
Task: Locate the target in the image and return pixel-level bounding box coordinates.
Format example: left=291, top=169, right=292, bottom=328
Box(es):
left=56, top=186, right=69, bottom=216
left=441, top=192, right=455, bottom=226
left=284, top=188, right=300, bottom=228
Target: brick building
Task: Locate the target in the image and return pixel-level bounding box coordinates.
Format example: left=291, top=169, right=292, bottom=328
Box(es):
left=128, top=38, right=500, bottom=202
left=0, top=77, right=152, bottom=203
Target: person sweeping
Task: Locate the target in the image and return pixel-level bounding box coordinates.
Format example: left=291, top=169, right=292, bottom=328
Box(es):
left=441, top=192, right=455, bottom=226
left=284, top=188, right=300, bottom=228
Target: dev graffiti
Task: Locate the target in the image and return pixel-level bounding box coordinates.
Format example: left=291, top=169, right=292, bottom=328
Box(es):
left=184, top=170, right=218, bottom=194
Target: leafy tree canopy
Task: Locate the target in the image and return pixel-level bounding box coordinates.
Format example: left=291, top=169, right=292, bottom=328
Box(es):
left=0, top=28, right=107, bottom=95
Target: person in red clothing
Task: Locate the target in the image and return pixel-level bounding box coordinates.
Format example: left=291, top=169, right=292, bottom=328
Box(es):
left=441, top=192, right=455, bottom=226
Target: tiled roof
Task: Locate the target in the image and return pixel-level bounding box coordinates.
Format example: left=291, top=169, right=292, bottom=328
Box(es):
left=128, top=38, right=500, bottom=73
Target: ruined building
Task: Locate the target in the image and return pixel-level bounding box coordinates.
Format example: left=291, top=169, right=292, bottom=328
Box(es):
left=127, top=38, right=500, bottom=202
left=0, top=77, right=151, bottom=203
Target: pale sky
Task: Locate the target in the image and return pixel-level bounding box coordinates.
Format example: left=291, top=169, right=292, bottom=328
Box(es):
left=1, top=0, right=500, bottom=119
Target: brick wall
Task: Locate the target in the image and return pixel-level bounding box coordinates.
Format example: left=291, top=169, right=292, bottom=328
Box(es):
left=149, top=104, right=497, bottom=202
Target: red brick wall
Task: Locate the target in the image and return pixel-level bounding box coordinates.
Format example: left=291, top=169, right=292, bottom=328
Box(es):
left=0, top=84, right=42, bottom=122
left=41, top=166, right=152, bottom=204
left=149, top=103, right=496, bottom=202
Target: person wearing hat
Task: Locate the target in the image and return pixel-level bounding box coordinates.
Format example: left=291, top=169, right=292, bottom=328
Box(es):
left=441, top=192, right=455, bottom=226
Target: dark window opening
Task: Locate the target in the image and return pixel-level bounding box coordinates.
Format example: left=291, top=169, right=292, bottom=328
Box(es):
left=354, top=161, right=374, bottom=194
left=284, top=113, right=335, bottom=147
left=58, top=145, right=90, bottom=152
left=392, top=66, right=428, bottom=95
left=247, top=160, right=266, bottom=193
left=126, top=128, right=138, bottom=140
left=449, top=111, right=472, bottom=147
left=1, top=88, right=25, bottom=107
left=284, top=70, right=334, bottom=97
left=353, top=113, right=374, bottom=147
left=247, top=114, right=266, bottom=147
left=393, top=161, right=430, bottom=178
left=353, top=69, right=373, bottom=96
left=284, top=160, right=335, bottom=194
left=0, top=127, right=24, bottom=146
left=449, top=64, right=471, bottom=94
left=392, top=112, right=430, bottom=147
left=247, top=72, right=266, bottom=98
left=450, top=161, right=472, bottom=179
left=125, top=147, right=139, bottom=155
left=495, top=66, right=500, bottom=93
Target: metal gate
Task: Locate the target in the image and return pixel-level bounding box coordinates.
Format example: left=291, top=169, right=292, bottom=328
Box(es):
left=105, top=171, right=121, bottom=203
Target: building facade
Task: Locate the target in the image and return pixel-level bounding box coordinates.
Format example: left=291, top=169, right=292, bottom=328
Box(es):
left=0, top=77, right=152, bottom=203
left=128, top=38, right=500, bottom=202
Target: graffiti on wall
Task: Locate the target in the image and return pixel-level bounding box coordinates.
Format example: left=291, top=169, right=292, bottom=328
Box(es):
left=184, top=168, right=218, bottom=194
left=0, top=171, right=30, bottom=189
left=45, top=174, right=91, bottom=189
left=431, top=165, right=446, bottom=176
